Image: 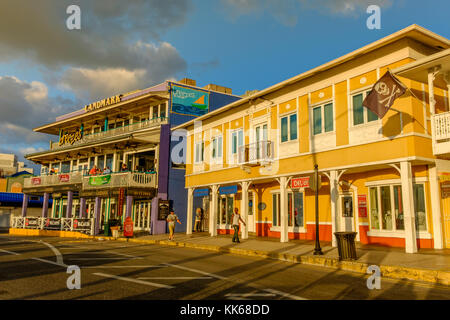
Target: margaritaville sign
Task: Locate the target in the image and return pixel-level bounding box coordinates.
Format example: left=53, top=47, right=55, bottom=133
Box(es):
left=84, top=95, right=122, bottom=112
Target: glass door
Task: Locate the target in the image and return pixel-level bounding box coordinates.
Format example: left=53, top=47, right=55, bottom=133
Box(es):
left=255, top=123, right=268, bottom=160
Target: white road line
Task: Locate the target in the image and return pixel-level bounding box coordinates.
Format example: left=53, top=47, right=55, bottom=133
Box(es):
left=34, top=240, right=64, bottom=265
left=31, top=257, right=68, bottom=268
left=137, top=277, right=213, bottom=280
left=263, top=288, right=307, bottom=300
left=105, top=251, right=143, bottom=259
left=164, top=263, right=227, bottom=280
left=93, top=272, right=174, bottom=289
left=225, top=293, right=277, bottom=297
left=67, top=257, right=133, bottom=260
left=0, top=248, right=21, bottom=255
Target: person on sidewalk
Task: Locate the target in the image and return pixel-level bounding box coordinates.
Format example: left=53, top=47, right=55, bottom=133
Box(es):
left=231, top=208, right=246, bottom=243
left=166, top=210, right=181, bottom=241
left=194, top=208, right=203, bottom=232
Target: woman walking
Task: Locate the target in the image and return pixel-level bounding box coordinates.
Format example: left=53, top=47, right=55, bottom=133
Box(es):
left=166, top=210, right=181, bottom=241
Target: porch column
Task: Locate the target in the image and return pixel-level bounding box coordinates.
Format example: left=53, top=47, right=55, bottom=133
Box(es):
left=42, top=193, right=49, bottom=218
left=126, top=195, right=133, bottom=218
left=429, top=165, right=444, bottom=249
left=186, top=188, right=194, bottom=235
left=329, top=171, right=339, bottom=247
left=21, top=194, right=29, bottom=217
left=400, top=161, right=418, bottom=253
left=210, top=185, right=219, bottom=237
left=279, top=176, right=288, bottom=243
left=94, top=197, right=101, bottom=235
left=79, top=198, right=86, bottom=218
left=66, top=191, right=73, bottom=218
left=429, top=68, right=438, bottom=154
left=240, top=181, right=249, bottom=240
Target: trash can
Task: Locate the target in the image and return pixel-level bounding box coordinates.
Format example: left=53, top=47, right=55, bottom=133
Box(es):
left=334, top=232, right=357, bottom=261
left=103, top=221, right=110, bottom=236
left=111, top=226, right=119, bottom=239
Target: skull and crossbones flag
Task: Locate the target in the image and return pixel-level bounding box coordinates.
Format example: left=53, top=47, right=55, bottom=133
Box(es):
left=362, top=70, right=407, bottom=119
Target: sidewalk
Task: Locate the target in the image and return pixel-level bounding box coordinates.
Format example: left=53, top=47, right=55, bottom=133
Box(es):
left=102, top=231, right=450, bottom=286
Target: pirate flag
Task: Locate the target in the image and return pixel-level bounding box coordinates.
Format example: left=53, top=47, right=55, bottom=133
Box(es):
left=363, top=70, right=407, bottom=119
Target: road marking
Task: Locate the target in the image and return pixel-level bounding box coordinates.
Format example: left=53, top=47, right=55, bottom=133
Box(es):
left=104, top=251, right=143, bottom=259
left=225, top=292, right=277, bottom=297
left=0, top=248, right=21, bottom=255
left=137, top=277, right=213, bottom=280
left=93, top=272, right=174, bottom=289
left=34, top=240, right=64, bottom=265
left=263, top=288, right=307, bottom=300
left=31, top=257, right=68, bottom=268
left=67, top=257, right=135, bottom=260
left=164, top=263, right=227, bottom=280
left=82, top=265, right=167, bottom=269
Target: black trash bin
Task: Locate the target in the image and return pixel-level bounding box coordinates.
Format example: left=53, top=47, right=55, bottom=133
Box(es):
left=334, top=232, right=357, bottom=261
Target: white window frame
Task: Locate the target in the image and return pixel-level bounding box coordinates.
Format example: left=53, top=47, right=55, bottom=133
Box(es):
left=211, top=135, right=223, bottom=163
left=230, top=129, right=244, bottom=155
left=350, top=89, right=381, bottom=127
left=194, top=141, right=204, bottom=164
left=311, top=100, right=335, bottom=135
left=279, top=112, right=298, bottom=144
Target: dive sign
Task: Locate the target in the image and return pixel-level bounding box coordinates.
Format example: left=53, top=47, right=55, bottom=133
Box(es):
left=171, top=85, right=209, bottom=117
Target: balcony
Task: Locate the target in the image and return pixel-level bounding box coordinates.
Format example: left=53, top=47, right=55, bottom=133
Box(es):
left=238, top=141, right=274, bottom=166
left=24, top=172, right=83, bottom=189
left=432, top=112, right=450, bottom=156
left=49, top=117, right=168, bottom=151
left=82, top=172, right=157, bottom=190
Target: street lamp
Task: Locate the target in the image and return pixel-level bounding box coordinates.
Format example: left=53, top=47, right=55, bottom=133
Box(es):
left=313, top=164, right=323, bottom=255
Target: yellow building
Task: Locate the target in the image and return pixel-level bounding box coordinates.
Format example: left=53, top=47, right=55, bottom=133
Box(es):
left=174, top=25, right=450, bottom=253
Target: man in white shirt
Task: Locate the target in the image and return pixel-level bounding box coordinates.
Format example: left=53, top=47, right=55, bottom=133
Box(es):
left=231, top=208, right=246, bottom=243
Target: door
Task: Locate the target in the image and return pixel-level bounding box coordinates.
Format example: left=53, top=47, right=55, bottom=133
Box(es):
left=441, top=187, right=450, bottom=248
left=340, top=194, right=355, bottom=232
left=202, top=196, right=209, bottom=232
left=254, top=123, right=268, bottom=160
left=247, top=192, right=255, bottom=233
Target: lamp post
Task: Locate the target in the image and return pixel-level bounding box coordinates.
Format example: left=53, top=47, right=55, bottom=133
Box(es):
left=313, top=164, right=323, bottom=255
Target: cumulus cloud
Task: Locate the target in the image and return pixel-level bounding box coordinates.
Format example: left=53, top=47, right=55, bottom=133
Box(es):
left=222, top=0, right=392, bottom=26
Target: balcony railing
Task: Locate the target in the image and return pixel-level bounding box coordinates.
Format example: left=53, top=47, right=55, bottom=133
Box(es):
left=82, top=172, right=157, bottom=190
left=50, top=117, right=168, bottom=151
left=238, top=141, right=274, bottom=165
left=10, top=216, right=95, bottom=235
left=24, top=172, right=83, bottom=188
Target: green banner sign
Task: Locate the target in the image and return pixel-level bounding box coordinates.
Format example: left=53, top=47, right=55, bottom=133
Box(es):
left=88, top=175, right=111, bottom=186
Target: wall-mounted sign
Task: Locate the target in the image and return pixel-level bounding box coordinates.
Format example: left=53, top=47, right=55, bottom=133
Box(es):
left=258, top=202, right=266, bottom=211
left=43, top=218, right=62, bottom=230
left=219, top=185, right=238, bottom=195
left=59, top=129, right=82, bottom=146
left=358, top=195, right=367, bottom=217
left=158, top=199, right=170, bottom=221
left=88, top=175, right=111, bottom=186
left=25, top=217, right=40, bottom=229
left=59, top=174, right=70, bottom=183
left=31, top=177, right=42, bottom=185
left=171, top=85, right=209, bottom=117
left=194, top=188, right=210, bottom=197
left=73, top=218, right=92, bottom=234
left=84, top=95, right=122, bottom=112
left=117, top=188, right=125, bottom=217
left=291, top=177, right=310, bottom=189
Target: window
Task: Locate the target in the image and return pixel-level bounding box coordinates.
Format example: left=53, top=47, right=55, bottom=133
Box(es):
left=194, top=141, right=204, bottom=163
left=281, top=113, right=297, bottom=142
left=313, top=103, right=334, bottom=134
left=231, top=129, right=243, bottom=155
left=352, top=91, right=379, bottom=126
left=160, top=105, right=166, bottom=118
left=272, top=191, right=304, bottom=227
left=211, top=136, right=223, bottom=160
left=369, top=183, right=427, bottom=232
left=218, top=196, right=233, bottom=225
left=152, top=106, right=158, bottom=119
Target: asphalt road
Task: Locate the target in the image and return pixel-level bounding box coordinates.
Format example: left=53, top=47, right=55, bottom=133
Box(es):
left=0, top=235, right=449, bottom=300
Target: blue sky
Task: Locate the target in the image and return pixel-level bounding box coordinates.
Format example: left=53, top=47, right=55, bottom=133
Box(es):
left=0, top=0, right=449, bottom=173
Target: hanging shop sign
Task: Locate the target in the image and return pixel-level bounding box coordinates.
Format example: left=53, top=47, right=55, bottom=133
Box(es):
left=117, top=188, right=125, bottom=217
left=79, top=189, right=110, bottom=198
left=158, top=199, right=170, bottom=221
left=59, top=129, right=82, bottom=146
left=291, top=177, right=310, bottom=189
left=194, top=188, right=210, bottom=197
left=43, top=218, right=62, bottom=230
left=219, top=185, right=238, bottom=195
left=84, top=95, right=122, bottom=112
left=31, top=177, right=42, bottom=185
left=171, top=85, right=209, bottom=117
left=58, top=174, right=70, bottom=183
left=438, top=172, right=450, bottom=182
left=358, top=195, right=368, bottom=218
left=88, top=174, right=111, bottom=186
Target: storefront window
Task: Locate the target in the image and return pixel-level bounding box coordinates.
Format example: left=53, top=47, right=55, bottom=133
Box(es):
left=272, top=191, right=304, bottom=228
left=393, top=185, right=404, bottom=230
left=294, top=192, right=303, bottom=227
left=369, top=187, right=379, bottom=230
left=380, top=186, right=392, bottom=230
left=272, top=194, right=280, bottom=227
left=413, top=184, right=427, bottom=231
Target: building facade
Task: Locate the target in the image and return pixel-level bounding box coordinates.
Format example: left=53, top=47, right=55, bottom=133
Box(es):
left=175, top=25, right=450, bottom=253
left=0, top=153, right=33, bottom=177
left=21, top=79, right=240, bottom=235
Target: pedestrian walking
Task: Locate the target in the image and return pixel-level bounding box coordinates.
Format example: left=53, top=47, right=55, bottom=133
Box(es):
left=166, top=210, right=181, bottom=241
left=231, top=208, right=246, bottom=243
left=194, top=207, right=203, bottom=232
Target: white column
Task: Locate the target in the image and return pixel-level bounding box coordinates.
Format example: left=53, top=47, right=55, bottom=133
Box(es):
left=240, top=181, right=249, bottom=239
left=429, top=165, right=443, bottom=249
left=279, top=176, right=288, bottom=243
left=186, top=188, right=194, bottom=235
left=210, top=185, right=219, bottom=236
left=329, top=170, right=339, bottom=247
left=400, top=161, right=418, bottom=253
left=429, top=69, right=437, bottom=154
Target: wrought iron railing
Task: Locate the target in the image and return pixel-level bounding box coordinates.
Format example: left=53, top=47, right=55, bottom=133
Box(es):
left=238, top=141, right=274, bottom=165
left=10, top=216, right=95, bottom=235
